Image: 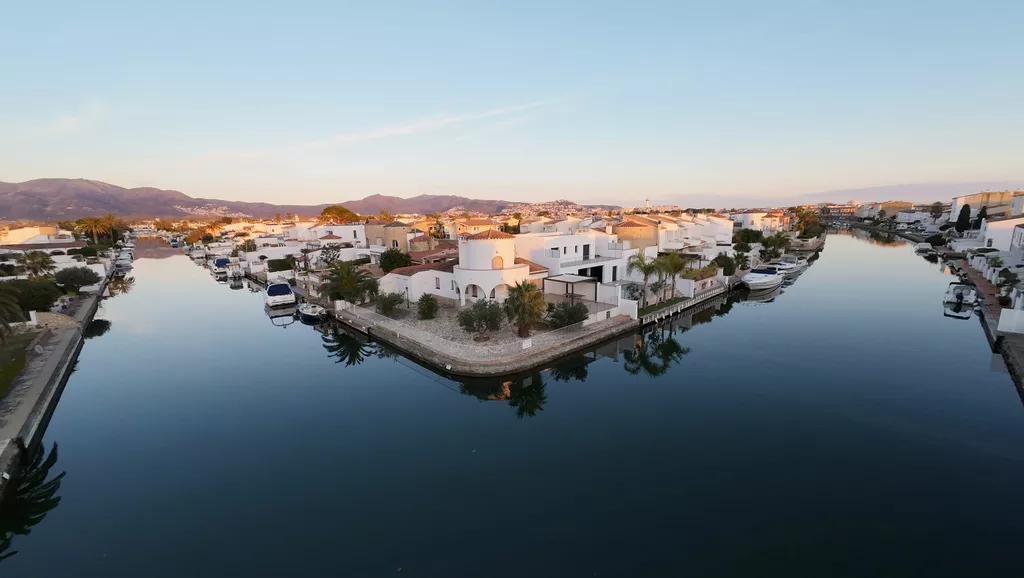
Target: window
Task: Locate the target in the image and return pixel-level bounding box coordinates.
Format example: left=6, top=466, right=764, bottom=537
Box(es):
left=353, top=230, right=357, bottom=239
left=435, top=277, right=441, bottom=289
left=612, top=265, right=617, bottom=282
left=491, top=256, right=503, bottom=269
left=575, top=245, right=579, bottom=253
left=471, top=285, right=478, bottom=298
left=391, top=240, right=399, bottom=249
left=490, top=288, right=495, bottom=298
left=326, top=230, right=332, bottom=236
left=987, top=238, right=994, bottom=248
left=563, top=246, right=567, bottom=255
left=452, top=280, right=458, bottom=292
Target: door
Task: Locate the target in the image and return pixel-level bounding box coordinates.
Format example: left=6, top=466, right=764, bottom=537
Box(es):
left=583, top=244, right=590, bottom=259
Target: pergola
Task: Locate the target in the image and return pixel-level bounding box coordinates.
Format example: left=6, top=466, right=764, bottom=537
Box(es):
left=542, top=274, right=598, bottom=305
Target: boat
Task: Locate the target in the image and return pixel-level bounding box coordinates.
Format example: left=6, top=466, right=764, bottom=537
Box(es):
left=915, top=243, right=937, bottom=255
left=778, top=254, right=808, bottom=270
left=769, top=259, right=803, bottom=276
left=265, top=282, right=297, bottom=308
left=741, top=267, right=785, bottom=290
left=943, top=281, right=978, bottom=306
left=209, top=257, right=230, bottom=276
left=943, top=302, right=974, bottom=320
left=745, top=286, right=782, bottom=303
left=298, top=302, right=327, bottom=324
left=265, top=305, right=296, bottom=328
left=226, top=260, right=243, bottom=279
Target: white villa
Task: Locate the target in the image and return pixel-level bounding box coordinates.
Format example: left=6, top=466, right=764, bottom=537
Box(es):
left=729, top=211, right=791, bottom=233
left=0, top=226, right=79, bottom=249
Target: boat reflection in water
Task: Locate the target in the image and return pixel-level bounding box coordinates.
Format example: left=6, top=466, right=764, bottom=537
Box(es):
left=0, top=443, right=65, bottom=563
left=264, top=305, right=297, bottom=328
left=229, top=278, right=244, bottom=291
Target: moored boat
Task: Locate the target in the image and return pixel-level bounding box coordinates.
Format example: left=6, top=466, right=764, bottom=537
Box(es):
left=265, top=282, right=297, bottom=308
left=943, top=281, right=977, bottom=306
left=298, top=302, right=327, bottom=324
left=915, top=243, right=937, bottom=255
left=742, top=267, right=784, bottom=290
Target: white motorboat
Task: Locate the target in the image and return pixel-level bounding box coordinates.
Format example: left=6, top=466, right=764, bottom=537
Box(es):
left=265, top=282, right=297, bottom=308
left=915, top=243, right=937, bottom=255
left=298, top=302, right=327, bottom=323
left=770, top=259, right=802, bottom=276
left=943, top=302, right=974, bottom=320
left=226, top=260, right=243, bottom=278
left=209, top=257, right=230, bottom=276
left=943, top=282, right=977, bottom=306
left=742, top=267, right=785, bottom=290
left=778, top=254, right=808, bottom=270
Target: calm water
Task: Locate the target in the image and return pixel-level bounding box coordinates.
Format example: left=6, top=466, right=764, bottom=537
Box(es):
left=3, top=233, right=1024, bottom=577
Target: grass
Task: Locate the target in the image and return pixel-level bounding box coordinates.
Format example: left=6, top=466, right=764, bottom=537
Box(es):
left=0, top=332, right=35, bottom=399
left=638, top=296, right=688, bottom=317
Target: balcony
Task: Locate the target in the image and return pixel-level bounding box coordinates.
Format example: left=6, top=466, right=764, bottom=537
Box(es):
left=560, top=254, right=621, bottom=268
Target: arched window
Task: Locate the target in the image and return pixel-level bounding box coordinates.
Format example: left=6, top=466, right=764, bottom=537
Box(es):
left=391, top=240, right=399, bottom=249
left=375, top=237, right=383, bottom=245
left=491, top=255, right=503, bottom=270
left=490, top=288, right=496, bottom=298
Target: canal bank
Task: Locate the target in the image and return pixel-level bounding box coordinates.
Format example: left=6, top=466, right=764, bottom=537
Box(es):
left=0, top=278, right=107, bottom=497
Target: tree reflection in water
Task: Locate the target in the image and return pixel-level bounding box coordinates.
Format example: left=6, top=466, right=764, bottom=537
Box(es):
left=320, top=323, right=378, bottom=366
left=82, top=318, right=112, bottom=339
left=623, top=326, right=689, bottom=377
left=107, top=275, right=135, bottom=297
left=0, top=442, right=64, bottom=563
left=459, top=372, right=549, bottom=419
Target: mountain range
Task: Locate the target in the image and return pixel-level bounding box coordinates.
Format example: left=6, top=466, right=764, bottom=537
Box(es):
left=0, top=179, right=519, bottom=221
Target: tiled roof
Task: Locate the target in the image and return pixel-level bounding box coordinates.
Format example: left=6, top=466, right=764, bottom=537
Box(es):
left=514, top=257, right=548, bottom=273
left=389, top=259, right=459, bottom=276
left=460, top=219, right=496, bottom=226
left=384, top=221, right=411, bottom=228
left=319, top=234, right=341, bottom=240
left=614, top=221, right=647, bottom=228
left=409, top=246, right=458, bottom=262
left=409, top=234, right=432, bottom=243
left=465, top=229, right=515, bottom=240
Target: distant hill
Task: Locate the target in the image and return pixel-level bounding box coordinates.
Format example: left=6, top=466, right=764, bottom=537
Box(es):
left=0, top=178, right=517, bottom=220
left=801, top=181, right=1024, bottom=204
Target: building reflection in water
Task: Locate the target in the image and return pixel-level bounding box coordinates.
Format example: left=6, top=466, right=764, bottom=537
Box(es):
left=0, top=443, right=64, bottom=563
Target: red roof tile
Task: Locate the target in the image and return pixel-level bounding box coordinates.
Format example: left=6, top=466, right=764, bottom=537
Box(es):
left=514, top=257, right=548, bottom=273
left=389, top=259, right=459, bottom=276
left=465, top=229, right=514, bottom=240
left=319, top=234, right=342, bottom=240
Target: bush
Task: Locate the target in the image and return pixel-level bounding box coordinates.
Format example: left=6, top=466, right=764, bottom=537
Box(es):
left=733, top=229, right=764, bottom=244
left=925, top=233, right=945, bottom=246
left=417, top=294, right=439, bottom=320
left=67, top=246, right=99, bottom=258
left=379, top=248, right=412, bottom=273
left=0, top=263, right=19, bottom=276
left=998, top=295, right=1011, bottom=307
left=732, top=242, right=752, bottom=253
left=712, top=253, right=737, bottom=276
left=457, top=300, right=503, bottom=334
left=349, top=257, right=371, bottom=266
left=939, top=223, right=952, bottom=231
left=376, top=292, right=405, bottom=317
left=0, top=253, right=17, bottom=262
left=55, top=266, right=102, bottom=293
left=2, top=279, right=62, bottom=312
left=682, top=264, right=718, bottom=280
left=267, top=256, right=295, bottom=272
left=548, top=302, right=589, bottom=328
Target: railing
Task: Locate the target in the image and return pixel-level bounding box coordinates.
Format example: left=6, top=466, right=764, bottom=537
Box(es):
left=560, top=255, right=619, bottom=268
left=340, top=305, right=594, bottom=362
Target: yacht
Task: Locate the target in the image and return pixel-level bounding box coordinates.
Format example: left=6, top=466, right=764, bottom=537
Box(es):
left=209, top=257, right=230, bottom=277
left=770, top=259, right=802, bottom=276
left=265, top=282, right=297, bottom=308
left=943, top=282, right=978, bottom=306
left=915, top=243, right=937, bottom=255
left=298, top=303, right=327, bottom=324
left=226, top=260, right=243, bottom=279
left=742, top=267, right=785, bottom=290
left=778, top=254, right=808, bottom=270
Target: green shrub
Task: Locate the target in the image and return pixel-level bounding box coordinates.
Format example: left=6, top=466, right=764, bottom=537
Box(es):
left=682, top=264, right=718, bottom=281
left=712, top=253, right=736, bottom=276
left=267, top=256, right=295, bottom=272
left=55, top=266, right=102, bottom=293
left=732, top=242, right=752, bottom=253
left=67, top=246, right=99, bottom=257
left=376, top=292, right=405, bottom=317
left=925, top=233, right=945, bottom=246
left=732, top=229, right=764, bottom=244
left=417, top=294, right=439, bottom=320
left=457, top=300, right=503, bottom=334
left=379, top=248, right=412, bottom=273
left=0, top=253, right=17, bottom=262
left=549, top=302, right=589, bottom=328
left=2, top=279, right=62, bottom=312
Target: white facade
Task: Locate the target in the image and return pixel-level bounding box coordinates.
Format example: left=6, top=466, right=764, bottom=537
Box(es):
left=978, top=216, right=1024, bottom=251
left=0, top=226, right=77, bottom=245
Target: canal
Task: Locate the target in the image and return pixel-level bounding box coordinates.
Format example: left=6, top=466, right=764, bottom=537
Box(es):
left=3, top=232, right=1024, bottom=577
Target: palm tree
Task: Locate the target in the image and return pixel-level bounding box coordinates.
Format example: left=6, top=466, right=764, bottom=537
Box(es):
left=325, top=262, right=378, bottom=303
left=75, top=217, right=109, bottom=244
left=734, top=252, right=751, bottom=271
left=0, top=284, right=24, bottom=343
left=321, top=325, right=376, bottom=366
left=507, top=374, right=547, bottom=418
left=502, top=281, right=546, bottom=337
left=108, top=276, right=135, bottom=296
left=0, top=442, right=65, bottom=562
left=655, top=252, right=687, bottom=300
left=626, top=252, right=660, bottom=308
left=100, top=213, right=120, bottom=243
left=17, top=252, right=55, bottom=279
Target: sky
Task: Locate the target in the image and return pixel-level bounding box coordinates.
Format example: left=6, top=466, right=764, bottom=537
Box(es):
left=2, top=0, right=1023, bottom=207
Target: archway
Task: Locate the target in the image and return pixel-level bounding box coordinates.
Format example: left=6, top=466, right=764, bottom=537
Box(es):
left=491, top=255, right=504, bottom=270
left=491, top=283, right=510, bottom=302
left=463, top=283, right=484, bottom=305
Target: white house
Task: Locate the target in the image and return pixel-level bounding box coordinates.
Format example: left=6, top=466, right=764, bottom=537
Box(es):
left=0, top=226, right=78, bottom=246
left=978, top=215, right=1024, bottom=251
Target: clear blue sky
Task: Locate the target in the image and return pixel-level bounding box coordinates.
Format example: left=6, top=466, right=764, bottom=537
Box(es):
left=2, top=0, right=1022, bottom=206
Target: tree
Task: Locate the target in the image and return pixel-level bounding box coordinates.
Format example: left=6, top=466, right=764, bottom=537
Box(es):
left=502, top=281, right=545, bottom=337
left=655, top=252, right=687, bottom=300
left=0, top=442, right=65, bottom=562
left=734, top=252, right=751, bottom=270
left=100, top=213, right=121, bottom=243
left=324, top=262, right=378, bottom=303
left=877, top=209, right=887, bottom=220
left=108, top=276, right=135, bottom=296
left=457, top=300, right=503, bottom=335
left=507, top=376, right=547, bottom=418
left=955, top=204, right=972, bottom=233
left=733, top=241, right=752, bottom=253
left=623, top=328, right=689, bottom=377
left=974, top=206, right=988, bottom=230
left=548, top=302, right=589, bottom=328
left=239, top=239, right=258, bottom=253
left=75, top=217, right=109, bottom=244
left=83, top=319, right=112, bottom=339
left=320, top=245, right=341, bottom=267
left=17, top=252, right=56, bottom=279
left=626, top=252, right=660, bottom=308
left=712, top=253, right=737, bottom=276
left=2, top=279, right=61, bottom=312
left=417, top=294, right=439, bottom=320
left=315, top=205, right=358, bottom=225
left=378, top=210, right=395, bottom=222
left=201, top=233, right=214, bottom=244
left=0, top=284, right=24, bottom=343
left=931, top=202, right=944, bottom=219
left=54, top=267, right=101, bottom=293
left=379, top=248, right=412, bottom=273
left=733, top=229, right=764, bottom=244
left=376, top=292, right=405, bottom=317
left=275, top=213, right=282, bottom=223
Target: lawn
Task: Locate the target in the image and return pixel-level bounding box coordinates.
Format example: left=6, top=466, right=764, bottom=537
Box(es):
left=0, top=332, right=35, bottom=399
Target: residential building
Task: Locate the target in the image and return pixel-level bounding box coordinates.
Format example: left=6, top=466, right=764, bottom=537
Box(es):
left=454, top=219, right=500, bottom=236
left=817, top=204, right=857, bottom=219
left=950, top=191, right=1020, bottom=221
left=365, top=221, right=414, bottom=252
left=0, top=226, right=78, bottom=246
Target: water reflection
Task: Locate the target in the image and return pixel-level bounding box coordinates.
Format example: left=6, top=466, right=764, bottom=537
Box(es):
left=624, top=327, right=689, bottom=377
left=0, top=443, right=64, bottom=563
left=107, top=276, right=135, bottom=296
left=459, top=372, right=549, bottom=419
left=229, top=279, right=244, bottom=290
left=264, top=306, right=297, bottom=328
left=320, top=324, right=381, bottom=366
left=82, top=319, right=112, bottom=339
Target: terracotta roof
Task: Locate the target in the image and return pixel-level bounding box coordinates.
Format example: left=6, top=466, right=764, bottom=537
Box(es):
left=465, top=229, right=515, bottom=240
left=409, top=234, right=432, bottom=243
left=614, top=221, right=647, bottom=228
left=319, top=234, right=342, bottom=240
left=409, top=246, right=458, bottom=262
left=460, top=219, right=496, bottom=226
left=389, top=259, right=459, bottom=276
left=514, top=257, right=548, bottom=274
left=384, top=221, right=411, bottom=228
